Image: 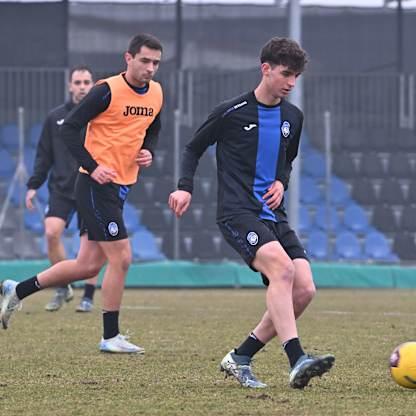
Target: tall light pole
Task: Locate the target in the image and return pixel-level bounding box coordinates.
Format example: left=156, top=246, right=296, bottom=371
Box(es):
left=287, top=0, right=302, bottom=233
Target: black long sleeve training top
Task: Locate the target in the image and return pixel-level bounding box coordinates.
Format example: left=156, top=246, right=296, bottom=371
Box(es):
left=26, top=101, right=81, bottom=199
left=178, top=91, right=303, bottom=223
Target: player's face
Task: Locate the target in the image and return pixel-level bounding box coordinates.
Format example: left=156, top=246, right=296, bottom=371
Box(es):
left=125, top=46, right=162, bottom=87
left=69, top=70, right=93, bottom=104
left=265, top=64, right=300, bottom=99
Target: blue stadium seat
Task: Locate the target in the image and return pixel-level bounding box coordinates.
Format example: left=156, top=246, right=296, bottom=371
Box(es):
left=131, top=229, right=167, bottom=261
left=0, top=123, right=19, bottom=151
left=343, top=203, right=370, bottom=233
left=123, top=202, right=141, bottom=233
left=300, top=176, right=322, bottom=204
left=315, top=205, right=341, bottom=232
left=329, top=177, right=351, bottom=206
left=364, top=231, right=399, bottom=263
left=24, top=211, right=44, bottom=234
left=24, top=147, right=36, bottom=171
left=0, top=149, right=16, bottom=177
left=334, top=231, right=363, bottom=261
left=306, top=230, right=329, bottom=260
left=28, top=122, right=43, bottom=148
left=298, top=205, right=312, bottom=234
left=302, top=151, right=326, bottom=178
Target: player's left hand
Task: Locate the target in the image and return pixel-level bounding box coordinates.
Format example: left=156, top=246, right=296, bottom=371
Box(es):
left=136, top=149, right=152, bottom=167
left=263, top=180, right=284, bottom=210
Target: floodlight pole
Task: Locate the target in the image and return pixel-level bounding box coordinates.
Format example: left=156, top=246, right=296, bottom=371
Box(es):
left=287, top=0, right=302, bottom=233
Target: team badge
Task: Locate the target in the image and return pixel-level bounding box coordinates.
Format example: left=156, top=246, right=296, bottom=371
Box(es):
left=247, top=231, right=259, bottom=246
left=281, top=121, right=291, bottom=138
left=108, top=221, right=119, bottom=237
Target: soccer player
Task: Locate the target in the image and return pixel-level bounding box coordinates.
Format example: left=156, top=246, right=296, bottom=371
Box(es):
left=1, top=33, right=163, bottom=354
left=26, top=65, right=98, bottom=313
left=169, top=37, right=334, bottom=389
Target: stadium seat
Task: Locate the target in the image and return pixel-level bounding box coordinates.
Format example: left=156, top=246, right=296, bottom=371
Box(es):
left=407, top=181, right=416, bottom=204
left=334, top=231, right=363, bottom=261
left=24, top=147, right=36, bottom=170
left=329, top=177, right=351, bottom=206
left=378, top=178, right=406, bottom=205
left=351, top=178, right=378, bottom=205
left=397, top=129, right=415, bottom=151
left=24, top=210, right=44, bottom=234
left=0, top=149, right=16, bottom=177
left=193, top=176, right=216, bottom=204
left=0, top=123, right=19, bottom=151
left=300, top=176, right=322, bottom=204
left=361, top=153, right=386, bottom=178
left=364, top=231, right=399, bottom=263
left=343, top=203, right=370, bottom=233
left=298, top=205, right=312, bottom=234
left=315, top=205, right=341, bottom=232
left=400, top=206, right=416, bottom=232
left=372, top=205, right=399, bottom=233
left=178, top=205, right=204, bottom=230
left=123, top=202, right=141, bottom=233
left=28, top=122, right=42, bottom=148
left=333, top=152, right=359, bottom=178
left=393, top=233, right=416, bottom=261
left=0, top=237, right=15, bottom=260
left=302, top=152, right=326, bottom=178
left=131, top=229, right=166, bottom=261
left=306, top=230, right=329, bottom=260
left=389, top=153, right=414, bottom=179
left=141, top=206, right=174, bottom=231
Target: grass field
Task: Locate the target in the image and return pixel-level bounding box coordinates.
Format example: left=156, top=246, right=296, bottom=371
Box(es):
left=1, top=288, right=416, bottom=415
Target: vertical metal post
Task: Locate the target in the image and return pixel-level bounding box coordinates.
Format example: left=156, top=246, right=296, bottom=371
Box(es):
left=173, top=109, right=181, bottom=260
left=287, top=0, right=302, bottom=233
left=17, top=107, right=27, bottom=258
left=324, top=111, right=332, bottom=259
left=397, top=0, right=404, bottom=74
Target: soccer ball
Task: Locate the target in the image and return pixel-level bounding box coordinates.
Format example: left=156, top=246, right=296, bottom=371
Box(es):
left=390, top=342, right=416, bottom=389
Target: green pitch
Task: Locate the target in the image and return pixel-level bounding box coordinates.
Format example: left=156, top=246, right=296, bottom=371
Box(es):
left=1, top=288, right=416, bottom=415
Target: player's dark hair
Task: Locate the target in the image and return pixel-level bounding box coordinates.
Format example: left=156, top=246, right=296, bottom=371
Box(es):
left=128, top=33, right=163, bottom=56
left=69, top=65, right=93, bottom=81
left=260, top=37, right=308, bottom=73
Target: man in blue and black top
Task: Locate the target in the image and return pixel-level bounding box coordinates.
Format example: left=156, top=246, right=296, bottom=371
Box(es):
left=169, top=37, right=335, bottom=389
left=26, top=66, right=98, bottom=313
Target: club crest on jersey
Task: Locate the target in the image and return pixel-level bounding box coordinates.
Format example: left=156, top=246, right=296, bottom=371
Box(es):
left=281, top=121, right=291, bottom=138
left=108, top=221, right=119, bottom=237
left=247, top=231, right=259, bottom=246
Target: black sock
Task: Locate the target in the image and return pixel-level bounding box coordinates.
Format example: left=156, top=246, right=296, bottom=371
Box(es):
left=283, top=338, right=305, bottom=368
left=235, top=332, right=265, bottom=358
left=102, top=310, right=119, bottom=340
left=15, top=276, right=42, bottom=300
left=83, top=284, right=95, bottom=301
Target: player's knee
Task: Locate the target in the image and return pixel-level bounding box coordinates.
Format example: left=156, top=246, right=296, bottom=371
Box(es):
left=45, top=229, right=61, bottom=245
left=84, top=262, right=102, bottom=278
left=295, top=281, right=316, bottom=305
left=267, top=258, right=295, bottom=285
left=110, top=251, right=132, bottom=273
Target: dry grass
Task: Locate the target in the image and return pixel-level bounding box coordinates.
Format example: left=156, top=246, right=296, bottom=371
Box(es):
left=1, top=288, right=416, bottom=415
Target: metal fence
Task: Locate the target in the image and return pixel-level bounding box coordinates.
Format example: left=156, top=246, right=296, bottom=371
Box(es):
left=0, top=67, right=415, bottom=261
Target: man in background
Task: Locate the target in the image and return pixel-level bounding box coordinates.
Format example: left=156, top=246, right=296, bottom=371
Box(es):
left=26, top=65, right=98, bottom=313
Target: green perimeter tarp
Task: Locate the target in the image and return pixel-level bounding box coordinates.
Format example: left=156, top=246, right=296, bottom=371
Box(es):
left=0, top=260, right=415, bottom=288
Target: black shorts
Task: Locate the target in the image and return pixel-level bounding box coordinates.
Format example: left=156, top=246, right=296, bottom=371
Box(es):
left=218, top=214, right=309, bottom=286
left=75, top=173, right=130, bottom=241
left=45, top=193, right=78, bottom=228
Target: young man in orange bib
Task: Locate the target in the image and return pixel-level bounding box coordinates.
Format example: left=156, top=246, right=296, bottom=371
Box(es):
left=0, top=33, right=163, bottom=353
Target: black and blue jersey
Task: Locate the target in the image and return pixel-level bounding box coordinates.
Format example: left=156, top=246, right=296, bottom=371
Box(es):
left=178, top=91, right=303, bottom=222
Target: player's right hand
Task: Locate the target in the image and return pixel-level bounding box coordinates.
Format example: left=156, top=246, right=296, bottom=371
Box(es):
left=25, top=189, right=37, bottom=210
left=90, top=165, right=117, bottom=184
left=168, top=190, right=192, bottom=217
